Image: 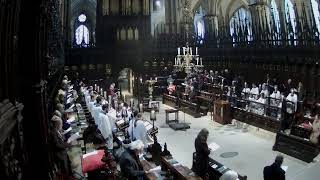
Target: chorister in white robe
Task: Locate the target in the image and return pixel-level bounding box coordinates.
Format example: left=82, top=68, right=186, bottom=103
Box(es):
left=98, top=112, right=113, bottom=149
left=92, top=105, right=102, bottom=124
left=133, top=120, right=148, bottom=146
left=250, top=87, right=259, bottom=97
left=88, top=101, right=95, bottom=112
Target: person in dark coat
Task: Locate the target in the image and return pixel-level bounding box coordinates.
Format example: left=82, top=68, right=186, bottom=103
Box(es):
left=50, top=115, right=72, bottom=177
left=263, top=155, right=285, bottom=180
left=193, top=128, right=210, bottom=179
left=119, top=140, right=146, bottom=180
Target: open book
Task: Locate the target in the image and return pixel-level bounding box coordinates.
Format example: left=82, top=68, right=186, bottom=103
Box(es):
left=208, top=142, right=220, bottom=152
left=67, top=132, right=80, bottom=143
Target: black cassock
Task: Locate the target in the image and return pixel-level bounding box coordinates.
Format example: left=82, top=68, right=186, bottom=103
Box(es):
left=193, top=137, right=210, bottom=178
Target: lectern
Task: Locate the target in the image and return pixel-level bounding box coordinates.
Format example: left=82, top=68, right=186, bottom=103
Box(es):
left=212, top=100, right=231, bottom=125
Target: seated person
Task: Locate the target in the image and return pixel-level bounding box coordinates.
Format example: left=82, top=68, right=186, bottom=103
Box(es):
left=263, top=155, right=285, bottom=180
left=119, top=140, right=146, bottom=180
left=310, top=107, right=320, bottom=144
left=50, top=116, right=72, bottom=176
left=167, top=82, right=176, bottom=95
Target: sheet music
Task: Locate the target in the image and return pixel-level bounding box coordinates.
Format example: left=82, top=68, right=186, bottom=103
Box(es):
left=208, top=142, right=220, bottom=152
left=281, top=166, right=288, bottom=172
left=67, top=98, right=73, bottom=104
left=62, top=127, right=72, bottom=135
left=67, top=132, right=80, bottom=143
left=146, top=124, right=153, bottom=131
left=67, top=116, right=76, bottom=123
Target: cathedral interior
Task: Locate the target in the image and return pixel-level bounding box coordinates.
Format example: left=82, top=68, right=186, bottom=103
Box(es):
left=1, top=0, right=320, bottom=179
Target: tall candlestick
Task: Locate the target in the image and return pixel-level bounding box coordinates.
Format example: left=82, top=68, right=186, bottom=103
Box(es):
left=94, top=84, right=97, bottom=91
left=196, top=47, right=198, bottom=55
left=101, top=88, right=103, bottom=95
left=97, top=86, right=99, bottom=92
left=175, top=57, right=177, bottom=65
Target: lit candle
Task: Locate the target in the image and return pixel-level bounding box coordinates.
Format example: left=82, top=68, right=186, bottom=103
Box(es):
left=150, top=109, right=156, bottom=120
left=155, top=77, right=158, bottom=81
left=139, top=103, right=143, bottom=112
left=196, top=47, right=198, bottom=55
left=140, top=77, right=143, bottom=84
left=94, top=84, right=97, bottom=90
left=101, top=88, right=103, bottom=95
left=97, top=86, right=99, bottom=92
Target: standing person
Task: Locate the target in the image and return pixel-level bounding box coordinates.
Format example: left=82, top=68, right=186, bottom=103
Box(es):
left=193, top=128, right=210, bottom=179
left=263, top=155, right=286, bottom=180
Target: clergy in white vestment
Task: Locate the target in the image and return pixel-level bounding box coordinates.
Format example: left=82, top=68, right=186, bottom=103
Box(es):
left=98, top=104, right=113, bottom=149
left=133, top=113, right=152, bottom=147
left=286, top=89, right=298, bottom=113
left=270, top=85, right=281, bottom=106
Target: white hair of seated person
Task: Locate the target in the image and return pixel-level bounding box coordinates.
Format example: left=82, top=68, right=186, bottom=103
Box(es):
left=51, top=115, right=63, bottom=130
left=53, top=110, right=62, bottom=118
left=219, top=170, right=238, bottom=180
left=129, top=140, right=144, bottom=151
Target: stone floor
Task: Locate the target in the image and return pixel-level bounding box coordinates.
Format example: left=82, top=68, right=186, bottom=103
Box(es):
left=148, top=103, right=320, bottom=180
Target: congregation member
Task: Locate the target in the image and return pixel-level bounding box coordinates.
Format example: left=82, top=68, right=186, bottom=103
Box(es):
left=263, top=155, right=285, bottom=180
left=193, top=128, right=210, bottom=180
left=167, top=81, right=176, bottom=95
left=50, top=115, right=72, bottom=178
left=119, top=140, right=146, bottom=180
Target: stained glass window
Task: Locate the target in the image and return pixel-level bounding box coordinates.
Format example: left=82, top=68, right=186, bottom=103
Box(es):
left=75, top=25, right=90, bottom=45
left=271, top=0, right=281, bottom=33
left=194, top=6, right=205, bottom=44
left=311, top=0, right=320, bottom=32
left=229, top=8, right=252, bottom=43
